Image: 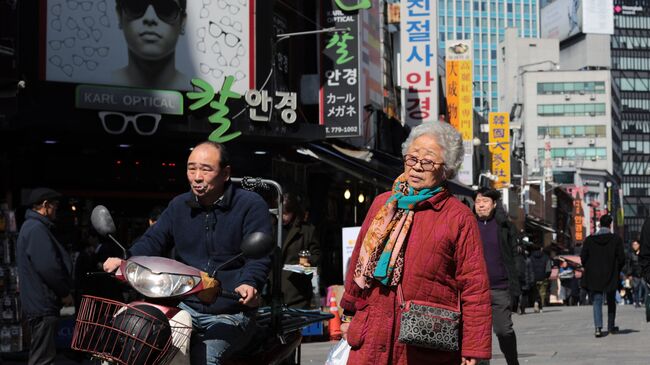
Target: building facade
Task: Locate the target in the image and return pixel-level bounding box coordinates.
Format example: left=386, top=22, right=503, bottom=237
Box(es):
left=438, top=0, right=540, bottom=114
left=612, top=0, right=650, bottom=242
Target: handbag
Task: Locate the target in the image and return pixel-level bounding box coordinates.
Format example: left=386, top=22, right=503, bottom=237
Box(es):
left=397, top=284, right=461, bottom=351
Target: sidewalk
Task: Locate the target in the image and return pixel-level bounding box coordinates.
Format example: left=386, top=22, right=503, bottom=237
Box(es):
left=302, top=304, right=650, bottom=364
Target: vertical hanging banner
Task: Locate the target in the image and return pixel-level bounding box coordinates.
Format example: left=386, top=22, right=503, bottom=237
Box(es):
left=488, top=112, right=511, bottom=189
left=574, top=198, right=584, bottom=244
left=445, top=40, right=473, bottom=185
left=319, top=1, right=362, bottom=138
left=400, top=0, right=438, bottom=126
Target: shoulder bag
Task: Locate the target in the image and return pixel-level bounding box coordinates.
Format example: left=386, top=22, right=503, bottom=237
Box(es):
left=397, top=284, right=461, bottom=351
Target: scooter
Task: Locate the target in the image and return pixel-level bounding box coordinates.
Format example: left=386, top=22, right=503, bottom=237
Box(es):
left=71, top=177, right=332, bottom=365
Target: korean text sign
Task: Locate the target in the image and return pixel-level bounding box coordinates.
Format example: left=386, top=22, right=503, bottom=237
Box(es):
left=488, top=112, right=511, bottom=189
left=319, top=1, right=362, bottom=138
left=400, top=0, right=438, bottom=126
left=445, top=40, right=473, bottom=185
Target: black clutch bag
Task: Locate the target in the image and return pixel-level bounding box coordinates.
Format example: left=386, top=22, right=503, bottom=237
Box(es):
left=397, top=285, right=461, bottom=351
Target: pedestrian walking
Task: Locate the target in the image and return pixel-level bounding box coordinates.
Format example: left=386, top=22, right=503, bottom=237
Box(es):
left=340, top=121, right=492, bottom=365
left=474, top=187, right=520, bottom=365
left=529, top=245, right=551, bottom=312
left=626, top=240, right=647, bottom=308
left=16, top=188, right=74, bottom=365
left=580, top=214, right=625, bottom=337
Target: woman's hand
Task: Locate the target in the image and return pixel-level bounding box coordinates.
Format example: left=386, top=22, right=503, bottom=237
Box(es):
left=340, top=322, right=350, bottom=340
left=461, top=357, right=477, bottom=365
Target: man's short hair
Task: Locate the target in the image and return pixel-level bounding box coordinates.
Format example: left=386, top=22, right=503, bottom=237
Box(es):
left=116, top=0, right=187, bottom=11
left=473, top=187, right=501, bottom=202
left=599, top=214, right=613, bottom=228
left=194, top=141, right=230, bottom=169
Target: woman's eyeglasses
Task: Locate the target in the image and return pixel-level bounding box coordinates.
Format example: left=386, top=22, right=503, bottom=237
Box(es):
left=99, top=112, right=162, bottom=136
left=403, top=154, right=445, bottom=171
left=120, top=0, right=184, bottom=24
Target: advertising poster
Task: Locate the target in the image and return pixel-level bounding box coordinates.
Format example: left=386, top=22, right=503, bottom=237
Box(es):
left=42, top=0, right=254, bottom=96
left=319, top=1, right=362, bottom=138
left=445, top=40, right=473, bottom=186
left=400, top=0, right=438, bottom=126
left=582, top=0, right=614, bottom=35
left=341, top=226, right=361, bottom=279
left=541, top=0, right=583, bottom=41
left=488, top=112, right=511, bottom=189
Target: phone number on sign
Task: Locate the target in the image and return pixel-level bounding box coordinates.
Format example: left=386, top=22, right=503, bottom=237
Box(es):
left=325, top=126, right=358, bottom=134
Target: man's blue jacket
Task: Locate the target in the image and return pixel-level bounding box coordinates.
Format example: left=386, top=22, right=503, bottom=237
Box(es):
left=16, top=210, right=73, bottom=318
left=129, top=182, right=273, bottom=314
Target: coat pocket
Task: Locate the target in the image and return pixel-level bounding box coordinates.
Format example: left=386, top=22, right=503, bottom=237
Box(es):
left=346, top=304, right=370, bottom=349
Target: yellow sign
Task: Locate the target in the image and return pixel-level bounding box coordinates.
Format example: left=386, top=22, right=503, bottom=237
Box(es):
left=445, top=40, right=473, bottom=141
left=488, top=112, right=510, bottom=189
left=574, top=199, right=584, bottom=243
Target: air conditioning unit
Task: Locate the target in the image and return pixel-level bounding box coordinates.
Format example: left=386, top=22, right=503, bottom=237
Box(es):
left=589, top=112, right=597, bottom=117
left=567, top=137, right=574, bottom=145
left=565, top=94, right=571, bottom=101
left=589, top=138, right=596, bottom=145
left=579, top=90, right=586, bottom=95
left=556, top=158, right=563, bottom=167
left=568, top=161, right=575, bottom=167
left=590, top=95, right=596, bottom=101
left=591, top=156, right=598, bottom=161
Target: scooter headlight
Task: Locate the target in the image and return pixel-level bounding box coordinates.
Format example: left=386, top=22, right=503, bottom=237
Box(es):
left=124, top=262, right=201, bottom=298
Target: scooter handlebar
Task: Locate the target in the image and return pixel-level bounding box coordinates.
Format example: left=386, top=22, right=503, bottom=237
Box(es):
left=221, top=290, right=242, bottom=301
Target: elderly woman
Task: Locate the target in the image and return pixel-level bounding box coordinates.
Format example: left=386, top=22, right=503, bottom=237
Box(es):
left=340, top=122, right=492, bottom=365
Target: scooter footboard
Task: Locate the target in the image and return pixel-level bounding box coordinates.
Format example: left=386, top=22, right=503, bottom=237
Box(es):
left=71, top=295, right=192, bottom=365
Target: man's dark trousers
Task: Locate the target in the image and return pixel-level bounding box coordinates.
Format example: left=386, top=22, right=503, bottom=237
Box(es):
left=27, top=316, right=58, bottom=365
left=492, top=289, right=520, bottom=365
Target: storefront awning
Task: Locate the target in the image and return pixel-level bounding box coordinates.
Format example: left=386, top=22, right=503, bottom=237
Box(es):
left=300, top=142, right=476, bottom=197
left=526, top=217, right=556, bottom=233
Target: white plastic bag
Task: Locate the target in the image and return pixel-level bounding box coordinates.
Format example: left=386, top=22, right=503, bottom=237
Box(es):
left=324, top=338, right=351, bottom=365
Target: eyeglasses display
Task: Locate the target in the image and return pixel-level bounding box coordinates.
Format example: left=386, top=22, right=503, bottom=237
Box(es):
left=99, top=112, right=162, bottom=136
left=72, top=54, right=99, bottom=71
left=66, top=0, right=93, bottom=11
left=49, top=37, right=76, bottom=50
left=208, top=21, right=241, bottom=47
left=120, top=0, right=183, bottom=24
left=403, top=154, right=445, bottom=171
left=48, top=55, right=74, bottom=77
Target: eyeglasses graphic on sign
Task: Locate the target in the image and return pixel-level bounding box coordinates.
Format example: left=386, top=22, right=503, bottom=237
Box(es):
left=49, top=55, right=73, bottom=77
left=119, top=0, right=184, bottom=24
left=99, top=112, right=162, bottom=136
left=51, top=4, right=62, bottom=31
left=49, top=37, right=76, bottom=50
left=208, top=21, right=241, bottom=47
left=217, top=0, right=240, bottom=15
left=66, top=0, right=93, bottom=11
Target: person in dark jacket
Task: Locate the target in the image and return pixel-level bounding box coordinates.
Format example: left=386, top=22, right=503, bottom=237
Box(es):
left=626, top=240, right=646, bottom=307
left=17, top=188, right=74, bottom=365
left=280, top=192, right=321, bottom=308
left=516, top=250, right=535, bottom=315
left=474, top=187, right=520, bottom=365
left=103, top=142, right=272, bottom=365
left=580, top=214, right=625, bottom=338
left=640, top=217, right=650, bottom=288
left=529, top=246, right=551, bottom=312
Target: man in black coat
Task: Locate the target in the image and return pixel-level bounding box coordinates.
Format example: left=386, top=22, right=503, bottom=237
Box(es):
left=529, top=246, right=551, bottom=312
left=474, top=188, right=520, bottom=365
left=580, top=214, right=625, bottom=337
left=16, top=188, right=74, bottom=365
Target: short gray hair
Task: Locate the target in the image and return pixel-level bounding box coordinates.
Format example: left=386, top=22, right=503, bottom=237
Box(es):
left=401, top=122, right=465, bottom=180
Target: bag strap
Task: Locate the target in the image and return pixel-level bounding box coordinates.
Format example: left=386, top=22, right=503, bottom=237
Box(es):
left=397, top=283, right=461, bottom=311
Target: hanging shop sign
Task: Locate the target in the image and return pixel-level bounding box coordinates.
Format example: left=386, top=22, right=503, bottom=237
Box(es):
left=319, top=1, right=362, bottom=138
left=187, top=77, right=298, bottom=143
left=488, top=112, right=511, bottom=189
left=334, top=0, right=371, bottom=11
left=400, top=0, right=438, bottom=126
left=445, top=40, right=473, bottom=186
left=42, top=0, right=255, bottom=94
left=574, top=199, right=584, bottom=243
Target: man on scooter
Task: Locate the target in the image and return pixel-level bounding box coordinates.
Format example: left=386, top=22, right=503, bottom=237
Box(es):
left=103, top=141, right=272, bottom=365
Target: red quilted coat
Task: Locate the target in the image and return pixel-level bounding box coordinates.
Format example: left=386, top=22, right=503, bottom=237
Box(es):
left=340, top=190, right=492, bottom=364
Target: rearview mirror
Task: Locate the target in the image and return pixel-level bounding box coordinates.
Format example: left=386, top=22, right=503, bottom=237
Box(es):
left=240, top=232, right=274, bottom=259
left=91, top=205, right=116, bottom=236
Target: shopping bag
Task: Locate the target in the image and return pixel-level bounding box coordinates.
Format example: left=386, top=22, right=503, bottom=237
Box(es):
left=325, top=338, right=351, bottom=365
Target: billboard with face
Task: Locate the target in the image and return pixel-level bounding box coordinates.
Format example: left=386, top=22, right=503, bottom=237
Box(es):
left=43, top=0, right=254, bottom=93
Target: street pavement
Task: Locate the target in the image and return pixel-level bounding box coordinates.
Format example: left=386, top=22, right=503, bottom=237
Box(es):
left=301, top=303, right=650, bottom=364
left=5, top=304, right=647, bottom=364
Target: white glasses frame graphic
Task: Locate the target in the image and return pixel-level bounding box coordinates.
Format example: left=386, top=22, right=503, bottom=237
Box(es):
left=98, top=112, right=162, bottom=136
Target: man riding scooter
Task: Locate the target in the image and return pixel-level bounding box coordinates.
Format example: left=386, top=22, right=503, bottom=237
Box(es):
left=103, top=141, right=272, bottom=365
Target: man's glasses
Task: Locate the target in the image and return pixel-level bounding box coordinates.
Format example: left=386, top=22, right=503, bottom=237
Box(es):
left=403, top=154, right=445, bottom=171
left=99, top=112, right=162, bottom=136
left=120, top=0, right=184, bottom=24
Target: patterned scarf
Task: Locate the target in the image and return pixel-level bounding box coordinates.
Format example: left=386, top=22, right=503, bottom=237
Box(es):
left=353, top=174, right=444, bottom=289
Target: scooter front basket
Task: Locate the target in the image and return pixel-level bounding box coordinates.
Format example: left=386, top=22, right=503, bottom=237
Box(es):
left=72, top=295, right=192, bottom=365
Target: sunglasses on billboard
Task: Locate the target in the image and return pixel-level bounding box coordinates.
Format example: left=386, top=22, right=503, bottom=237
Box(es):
left=119, top=0, right=184, bottom=24
left=99, top=112, right=162, bottom=136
